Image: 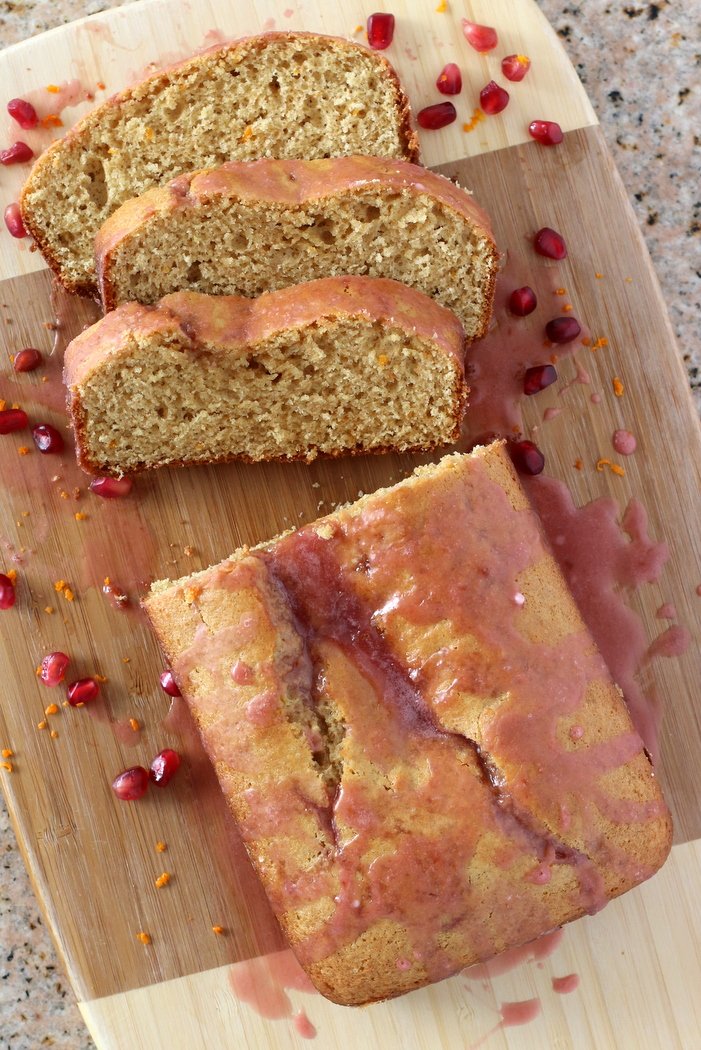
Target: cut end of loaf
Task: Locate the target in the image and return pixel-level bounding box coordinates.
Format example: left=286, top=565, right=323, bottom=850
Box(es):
left=20, top=32, right=419, bottom=295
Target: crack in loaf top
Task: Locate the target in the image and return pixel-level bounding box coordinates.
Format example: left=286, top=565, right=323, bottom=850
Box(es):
left=145, top=444, right=671, bottom=1004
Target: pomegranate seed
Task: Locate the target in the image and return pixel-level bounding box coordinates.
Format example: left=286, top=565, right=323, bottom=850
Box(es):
left=545, top=317, right=582, bottom=344
left=529, top=120, right=564, bottom=146
left=417, top=102, right=457, bottom=130
left=367, top=13, right=395, bottom=50
left=0, top=408, right=28, bottom=434
left=534, top=227, right=567, bottom=260
left=67, top=677, right=99, bottom=706
left=462, top=19, right=497, bottom=52
left=159, top=670, right=181, bottom=697
left=89, top=476, right=133, bottom=499
left=4, top=203, right=27, bottom=238
left=149, top=748, right=182, bottom=787
left=32, top=423, right=64, bottom=454
left=112, top=766, right=149, bottom=801
left=509, top=286, right=538, bottom=316
left=13, top=348, right=43, bottom=373
left=480, top=81, right=510, bottom=116
left=509, top=440, right=545, bottom=476
left=40, top=651, right=70, bottom=687
left=436, top=63, right=462, bottom=95
left=502, top=54, right=531, bottom=82
left=524, top=364, right=558, bottom=395
left=7, top=98, right=39, bottom=130
left=0, top=573, right=16, bottom=610
left=0, top=141, right=34, bottom=165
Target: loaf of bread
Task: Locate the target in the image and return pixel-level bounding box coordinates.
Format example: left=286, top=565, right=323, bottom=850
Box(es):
left=144, top=442, right=672, bottom=1006
left=63, top=276, right=466, bottom=475
left=20, top=32, right=419, bottom=296
left=95, top=156, right=499, bottom=341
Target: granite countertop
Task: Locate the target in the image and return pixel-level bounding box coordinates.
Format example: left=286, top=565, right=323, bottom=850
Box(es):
left=0, top=3, right=698, bottom=1048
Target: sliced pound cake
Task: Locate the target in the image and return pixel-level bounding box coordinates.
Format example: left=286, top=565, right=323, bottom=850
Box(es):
left=20, top=32, right=419, bottom=296
left=97, top=156, right=499, bottom=341
left=64, top=276, right=466, bottom=474
left=144, top=442, right=672, bottom=1006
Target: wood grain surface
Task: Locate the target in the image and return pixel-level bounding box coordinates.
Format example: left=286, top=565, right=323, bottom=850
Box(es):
left=0, top=1, right=699, bottom=1047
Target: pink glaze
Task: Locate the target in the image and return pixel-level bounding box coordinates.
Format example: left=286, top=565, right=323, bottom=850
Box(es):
left=543, top=407, right=562, bottom=422
left=647, top=625, right=691, bottom=661
left=590, top=392, right=602, bottom=404
left=228, top=949, right=317, bottom=1022
left=552, top=973, right=580, bottom=994
left=464, top=928, right=564, bottom=981
left=696, top=584, right=701, bottom=597
left=231, top=660, right=254, bottom=684
left=501, top=998, right=542, bottom=1026
left=461, top=253, right=583, bottom=447
left=525, top=477, right=669, bottom=759
left=293, top=1010, right=317, bottom=1039
left=613, top=429, right=637, bottom=456
left=656, top=603, right=677, bottom=620
left=111, top=719, right=142, bottom=747
left=162, top=449, right=668, bottom=994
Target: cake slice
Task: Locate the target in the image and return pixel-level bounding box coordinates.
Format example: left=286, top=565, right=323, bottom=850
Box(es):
left=95, top=156, right=499, bottom=341
left=144, top=442, right=672, bottom=1007
left=64, top=276, right=466, bottom=475
left=20, top=32, right=419, bottom=296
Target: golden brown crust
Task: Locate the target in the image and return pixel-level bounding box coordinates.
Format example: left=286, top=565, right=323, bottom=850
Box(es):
left=143, top=444, right=672, bottom=1006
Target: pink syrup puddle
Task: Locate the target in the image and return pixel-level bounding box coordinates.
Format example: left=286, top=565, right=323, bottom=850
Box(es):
left=262, top=17, right=277, bottom=31
left=228, top=949, right=318, bottom=1037
left=460, top=253, right=586, bottom=448
left=590, top=392, right=602, bottom=404
left=524, top=475, right=671, bottom=759
left=613, top=429, right=637, bottom=456
left=470, top=998, right=543, bottom=1049
left=552, top=973, right=580, bottom=994
left=656, top=603, right=677, bottom=620
left=646, top=624, right=691, bottom=662
left=543, top=407, right=562, bottom=422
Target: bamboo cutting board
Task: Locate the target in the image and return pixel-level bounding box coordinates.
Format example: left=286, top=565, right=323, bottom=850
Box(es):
left=0, top=2, right=700, bottom=1048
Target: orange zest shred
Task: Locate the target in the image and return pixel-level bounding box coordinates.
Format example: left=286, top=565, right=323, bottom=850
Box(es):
left=95, top=673, right=108, bottom=683
left=562, top=303, right=573, bottom=312
left=40, top=114, right=63, bottom=128
left=50, top=730, right=59, bottom=739
left=136, top=931, right=152, bottom=945
left=74, top=511, right=88, bottom=521
left=6, top=569, right=17, bottom=583
left=613, top=376, right=625, bottom=397
left=463, top=108, right=485, bottom=133
left=37, top=720, right=47, bottom=730
left=1, top=761, right=12, bottom=772
left=212, top=925, right=225, bottom=935
left=555, top=287, right=567, bottom=296
left=155, top=872, right=171, bottom=889
left=54, top=580, right=66, bottom=592
left=1, top=749, right=13, bottom=758
left=44, top=703, right=59, bottom=716
left=240, top=125, right=254, bottom=142
left=595, top=272, right=604, bottom=279
left=122, top=656, right=130, bottom=663
left=377, top=354, right=389, bottom=367
left=129, top=717, right=140, bottom=732
left=155, top=841, right=167, bottom=852
left=596, top=457, right=625, bottom=477
left=435, top=0, right=448, bottom=11
left=46, top=84, right=60, bottom=93
left=64, top=588, right=75, bottom=601
left=18, top=447, right=30, bottom=456
left=44, top=606, right=54, bottom=614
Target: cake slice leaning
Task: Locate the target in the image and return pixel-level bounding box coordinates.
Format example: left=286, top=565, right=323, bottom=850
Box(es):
left=63, top=276, right=466, bottom=474
left=143, top=442, right=672, bottom=1006
left=95, top=156, right=499, bottom=342
left=20, top=32, right=419, bottom=296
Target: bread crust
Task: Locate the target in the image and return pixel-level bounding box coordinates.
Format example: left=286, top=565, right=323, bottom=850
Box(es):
left=20, top=31, right=420, bottom=296
left=143, top=443, right=672, bottom=1006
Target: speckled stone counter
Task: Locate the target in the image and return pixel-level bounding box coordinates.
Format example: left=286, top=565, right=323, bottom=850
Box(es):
left=0, top=3, right=698, bottom=1049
